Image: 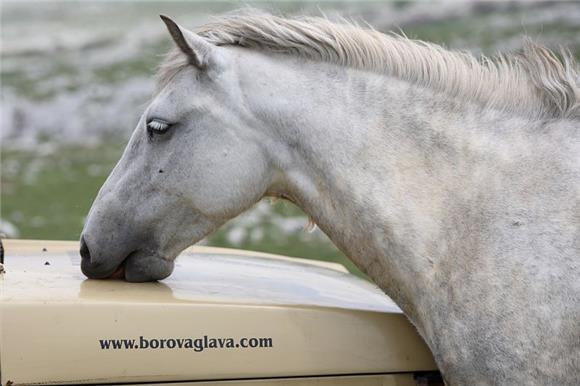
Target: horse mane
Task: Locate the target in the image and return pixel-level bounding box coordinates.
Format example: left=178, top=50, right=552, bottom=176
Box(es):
left=158, top=11, right=580, bottom=120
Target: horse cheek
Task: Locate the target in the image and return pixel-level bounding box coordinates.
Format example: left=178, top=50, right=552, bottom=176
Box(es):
left=192, top=151, right=268, bottom=218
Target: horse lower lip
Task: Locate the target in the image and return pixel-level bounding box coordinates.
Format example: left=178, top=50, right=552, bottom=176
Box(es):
left=104, top=249, right=139, bottom=280
left=107, top=263, right=125, bottom=280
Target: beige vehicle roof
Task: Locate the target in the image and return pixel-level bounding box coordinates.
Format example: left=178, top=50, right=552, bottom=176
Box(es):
left=0, top=240, right=436, bottom=385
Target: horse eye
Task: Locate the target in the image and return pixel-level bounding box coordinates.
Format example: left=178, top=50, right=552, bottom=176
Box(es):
left=146, top=119, right=171, bottom=136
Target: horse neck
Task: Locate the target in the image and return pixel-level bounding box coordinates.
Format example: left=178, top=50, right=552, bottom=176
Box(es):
left=247, top=54, right=528, bottom=328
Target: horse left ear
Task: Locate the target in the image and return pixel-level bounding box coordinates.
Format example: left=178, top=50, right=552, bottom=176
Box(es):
left=160, top=15, right=213, bottom=70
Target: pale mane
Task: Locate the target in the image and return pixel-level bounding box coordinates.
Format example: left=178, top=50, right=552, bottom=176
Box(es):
left=159, top=12, right=580, bottom=120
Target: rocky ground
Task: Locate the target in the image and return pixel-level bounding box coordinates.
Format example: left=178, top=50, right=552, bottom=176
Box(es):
left=2, top=1, right=579, bottom=275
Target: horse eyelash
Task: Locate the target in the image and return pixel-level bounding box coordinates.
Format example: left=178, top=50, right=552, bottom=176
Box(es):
left=147, top=120, right=169, bottom=131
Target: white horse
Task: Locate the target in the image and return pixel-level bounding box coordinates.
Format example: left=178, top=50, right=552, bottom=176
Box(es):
left=80, top=13, right=580, bottom=385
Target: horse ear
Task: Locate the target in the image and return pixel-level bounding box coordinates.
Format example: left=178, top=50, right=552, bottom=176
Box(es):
left=160, top=15, right=212, bottom=69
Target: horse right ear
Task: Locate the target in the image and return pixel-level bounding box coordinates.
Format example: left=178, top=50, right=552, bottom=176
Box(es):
left=160, top=15, right=213, bottom=70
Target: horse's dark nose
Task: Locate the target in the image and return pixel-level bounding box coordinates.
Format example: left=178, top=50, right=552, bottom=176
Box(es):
left=80, top=235, right=91, bottom=262
left=79, top=233, right=133, bottom=280
left=80, top=234, right=114, bottom=279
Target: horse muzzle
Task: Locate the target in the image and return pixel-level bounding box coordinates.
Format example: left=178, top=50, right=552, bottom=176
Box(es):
left=79, top=235, right=174, bottom=282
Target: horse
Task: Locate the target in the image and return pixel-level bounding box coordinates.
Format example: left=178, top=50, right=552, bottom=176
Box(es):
left=79, top=12, right=580, bottom=385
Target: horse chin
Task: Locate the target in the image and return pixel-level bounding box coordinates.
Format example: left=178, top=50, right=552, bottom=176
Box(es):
left=108, top=263, right=126, bottom=280
left=122, top=250, right=175, bottom=283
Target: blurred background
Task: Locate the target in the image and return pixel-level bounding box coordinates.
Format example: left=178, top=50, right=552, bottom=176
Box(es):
left=2, top=0, right=580, bottom=276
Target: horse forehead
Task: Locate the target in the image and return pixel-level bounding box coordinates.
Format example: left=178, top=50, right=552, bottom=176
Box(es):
left=148, top=73, right=200, bottom=117
left=161, top=70, right=199, bottom=99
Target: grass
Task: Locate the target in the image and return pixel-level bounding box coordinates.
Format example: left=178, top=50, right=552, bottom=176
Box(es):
left=94, top=40, right=171, bottom=84
left=1, top=61, right=80, bottom=100
left=1, top=144, right=124, bottom=239
left=402, top=11, right=580, bottom=54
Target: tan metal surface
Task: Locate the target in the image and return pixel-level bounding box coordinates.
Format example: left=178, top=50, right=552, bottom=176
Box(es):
left=0, top=239, right=436, bottom=385
left=128, top=374, right=418, bottom=385
left=3, top=239, right=349, bottom=272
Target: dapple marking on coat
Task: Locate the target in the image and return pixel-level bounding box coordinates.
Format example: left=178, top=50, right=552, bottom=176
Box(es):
left=80, top=12, right=580, bottom=385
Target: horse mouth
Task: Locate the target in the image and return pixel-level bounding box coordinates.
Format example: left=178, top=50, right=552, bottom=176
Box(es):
left=107, top=261, right=126, bottom=280
left=80, top=238, right=134, bottom=281
left=81, top=252, right=131, bottom=281
left=80, top=241, right=175, bottom=282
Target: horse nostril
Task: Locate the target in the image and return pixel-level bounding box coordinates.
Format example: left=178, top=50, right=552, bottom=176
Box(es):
left=80, top=236, right=91, bottom=262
